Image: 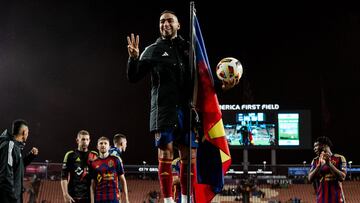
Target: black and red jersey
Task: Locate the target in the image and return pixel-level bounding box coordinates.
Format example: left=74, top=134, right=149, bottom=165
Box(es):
left=61, top=149, right=98, bottom=199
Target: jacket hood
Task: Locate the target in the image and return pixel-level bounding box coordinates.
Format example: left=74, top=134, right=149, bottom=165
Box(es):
left=0, top=129, right=23, bottom=149
left=0, top=129, right=11, bottom=141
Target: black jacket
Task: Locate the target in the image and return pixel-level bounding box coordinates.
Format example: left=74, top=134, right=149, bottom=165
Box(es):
left=0, top=130, right=36, bottom=202
left=127, top=36, right=192, bottom=132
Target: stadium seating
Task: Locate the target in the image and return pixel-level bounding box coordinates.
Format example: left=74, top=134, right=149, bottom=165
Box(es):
left=23, top=178, right=360, bottom=203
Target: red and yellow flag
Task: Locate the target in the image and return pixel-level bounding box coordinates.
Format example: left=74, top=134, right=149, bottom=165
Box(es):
left=193, top=12, right=232, bottom=203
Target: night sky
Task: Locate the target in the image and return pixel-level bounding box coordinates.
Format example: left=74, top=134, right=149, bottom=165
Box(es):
left=1, top=1, right=359, bottom=165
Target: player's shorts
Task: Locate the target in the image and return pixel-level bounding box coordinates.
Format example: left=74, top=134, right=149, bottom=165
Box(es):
left=73, top=197, right=90, bottom=203
left=154, top=108, right=199, bottom=148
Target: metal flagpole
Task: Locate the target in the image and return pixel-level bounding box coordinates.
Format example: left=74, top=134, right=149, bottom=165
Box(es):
left=188, top=1, right=196, bottom=202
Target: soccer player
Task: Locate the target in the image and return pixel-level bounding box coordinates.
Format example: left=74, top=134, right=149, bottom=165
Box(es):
left=109, top=134, right=129, bottom=201
left=90, top=136, right=129, bottom=203
left=308, top=136, right=347, bottom=203
left=61, top=130, right=98, bottom=203
left=109, top=133, right=127, bottom=157
left=126, top=10, right=239, bottom=203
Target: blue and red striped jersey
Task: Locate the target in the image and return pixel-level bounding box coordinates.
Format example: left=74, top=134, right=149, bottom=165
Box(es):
left=90, top=155, right=124, bottom=203
left=310, top=154, right=347, bottom=203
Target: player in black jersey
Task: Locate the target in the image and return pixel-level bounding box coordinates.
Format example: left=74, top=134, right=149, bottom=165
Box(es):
left=60, top=130, right=97, bottom=203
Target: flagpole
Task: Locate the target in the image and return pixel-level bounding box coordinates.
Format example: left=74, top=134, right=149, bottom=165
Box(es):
left=189, top=1, right=196, bottom=202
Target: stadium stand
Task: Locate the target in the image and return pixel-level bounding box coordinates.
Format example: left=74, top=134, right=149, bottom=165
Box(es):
left=22, top=163, right=360, bottom=203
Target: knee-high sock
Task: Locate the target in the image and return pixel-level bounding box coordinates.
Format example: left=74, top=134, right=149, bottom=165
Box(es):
left=180, top=159, right=197, bottom=195
left=159, top=158, right=173, bottom=198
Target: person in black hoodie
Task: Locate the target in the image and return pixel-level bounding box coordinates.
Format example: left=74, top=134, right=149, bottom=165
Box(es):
left=127, top=10, right=239, bottom=203
left=0, top=119, right=38, bottom=203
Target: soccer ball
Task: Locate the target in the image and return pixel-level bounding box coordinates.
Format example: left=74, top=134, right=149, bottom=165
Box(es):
left=216, top=57, right=243, bottom=82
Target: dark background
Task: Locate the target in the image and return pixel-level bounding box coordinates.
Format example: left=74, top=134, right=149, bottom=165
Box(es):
left=1, top=1, right=359, bottom=165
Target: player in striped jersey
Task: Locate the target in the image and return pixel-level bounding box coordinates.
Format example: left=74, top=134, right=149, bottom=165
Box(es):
left=308, top=136, right=347, bottom=203
left=108, top=134, right=128, bottom=202
left=90, top=136, right=129, bottom=203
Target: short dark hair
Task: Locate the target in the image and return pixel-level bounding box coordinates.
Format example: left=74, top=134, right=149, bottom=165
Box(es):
left=113, top=133, right=126, bottom=145
left=316, top=136, right=333, bottom=148
left=160, top=10, right=176, bottom=17
left=12, top=119, right=28, bottom=135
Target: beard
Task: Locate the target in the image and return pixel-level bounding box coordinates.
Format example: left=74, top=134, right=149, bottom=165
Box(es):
left=161, top=30, right=175, bottom=39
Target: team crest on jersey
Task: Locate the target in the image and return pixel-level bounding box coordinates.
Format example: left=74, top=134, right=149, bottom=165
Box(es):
left=75, top=166, right=84, bottom=176
left=108, top=160, right=114, bottom=167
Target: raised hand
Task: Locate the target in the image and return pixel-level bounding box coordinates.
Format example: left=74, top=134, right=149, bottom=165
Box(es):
left=30, top=147, right=39, bottom=155
left=127, top=33, right=139, bottom=59
left=323, top=152, right=331, bottom=163
left=319, top=151, right=326, bottom=166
